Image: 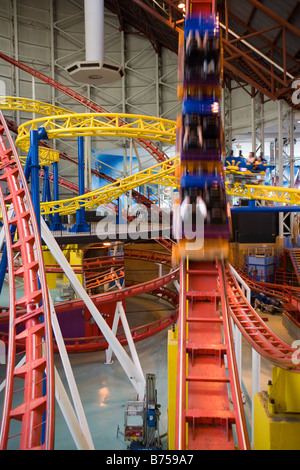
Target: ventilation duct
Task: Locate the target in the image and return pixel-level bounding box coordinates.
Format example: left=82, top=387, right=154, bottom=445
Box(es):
left=66, top=0, right=124, bottom=85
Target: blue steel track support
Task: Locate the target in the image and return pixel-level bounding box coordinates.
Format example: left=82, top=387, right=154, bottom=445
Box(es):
left=42, top=166, right=51, bottom=203
left=30, top=129, right=41, bottom=234
left=231, top=206, right=300, bottom=213
left=51, top=161, right=66, bottom=231
left=69, top=136, right=90, bottom=232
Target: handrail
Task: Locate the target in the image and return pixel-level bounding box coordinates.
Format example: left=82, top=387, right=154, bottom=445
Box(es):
left=217, top=261, right=250, bottom=450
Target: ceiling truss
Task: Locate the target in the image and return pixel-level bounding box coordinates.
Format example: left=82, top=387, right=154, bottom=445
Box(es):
left=104, top=0, right=300, bottom=109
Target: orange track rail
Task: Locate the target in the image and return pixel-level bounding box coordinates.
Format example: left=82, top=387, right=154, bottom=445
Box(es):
left=225, top=265, right=298, bottom=371
left=0, top=268, right=179, bottom=351
left=175, top=259, right=250, bottom=450
left=0, top=112, right=54, bottom=450
left=231, top=266, right=300, bottom=320
left=53, top=284, right=178, bottom=354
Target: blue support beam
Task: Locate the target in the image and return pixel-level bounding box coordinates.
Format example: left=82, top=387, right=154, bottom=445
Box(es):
left=30, top=129, right=41, bottom=235
left=42, top=166, right=53, bottom=227
left=42, top=166, right=51, bottom=204
left=50, top=161, right=66, bottom=231
left=69, top=136, right=90, bottom=233
left=231, top=206, right=300, bottom=213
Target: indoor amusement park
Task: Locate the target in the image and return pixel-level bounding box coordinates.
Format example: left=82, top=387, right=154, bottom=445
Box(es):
left=0, top=0, right=300, bottom=452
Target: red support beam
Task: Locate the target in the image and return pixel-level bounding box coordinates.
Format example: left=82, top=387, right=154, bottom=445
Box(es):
left=245, top=0, right=300, bottom=39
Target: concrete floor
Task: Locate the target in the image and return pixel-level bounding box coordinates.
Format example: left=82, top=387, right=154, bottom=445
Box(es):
left=0, top=283, right=297, bottom=450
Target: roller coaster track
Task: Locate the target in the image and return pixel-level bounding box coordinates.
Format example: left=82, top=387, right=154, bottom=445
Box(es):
left=37, top=167, right=300, bottom=216
left=53, top=282, right=179, bottom=355
left=1, top=49, right=299, bottom=452
left=3, top=109, right=164, bottom=217
left=231, top=266, right=300, bottom=299
left=0, top=53, right=170, bottom=164
left=14, top=112, right=176, bottom=192
left=228, top=266, right=300, bottom=323
left=0, top=282, right=178, bottom=356
left=175, top=257, right=299, bottom=449
left=41, top=284, right=176, bottom=354
left=0, top=111, right=54, bottom=450
left=85, top=268, right=124, bottom=290
left=45, top=268, right=178, bottom=316
left=1, top=96, right=176, bottom=167
left=38, top=155, right=178, bottom=217
left=83, top=249, right=172, bottom=271
left=83, top=249, right=172, bottom=289
left=0, top=98, right=177, bottom=216
left=175, top=259, right=249, bottom=450
left=225, top=265, right=298, bottom=370
left=0, top=265, right=180, bottom=353
left=225, top=181, right=300, bottom=205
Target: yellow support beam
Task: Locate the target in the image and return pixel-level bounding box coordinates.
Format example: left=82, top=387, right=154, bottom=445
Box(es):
left=42, top=247, right=58, bottom=290
left=167, top=326, right=178, bottom=450
left=69, top=247, right=83, bottom=292
left=0, top=95, right=71, bottom=117
left=254, top=367, right=300, bottom=450
left=0, top=96, right=69, bottom=166
left=226, top=182, right=300, bottom=205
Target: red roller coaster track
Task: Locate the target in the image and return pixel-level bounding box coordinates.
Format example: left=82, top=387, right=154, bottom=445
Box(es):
left=175, top=259, right=250, bottom=450
left=226, top=266, right=298, bottom=370
left=174, top=0, right=250, bottom=450
left=0, top=111, right=54, bottom=450
left=53, top=283, right=179, bottom=355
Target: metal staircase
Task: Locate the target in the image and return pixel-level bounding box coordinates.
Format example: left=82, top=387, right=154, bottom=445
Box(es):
left=287, top=248, right=300, bottom=285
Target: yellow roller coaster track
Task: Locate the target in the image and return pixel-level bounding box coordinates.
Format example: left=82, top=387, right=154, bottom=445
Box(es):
left=1, top=96, right=178, bottom=215
left=1, top=96, right=300, bottom=216
left=40, top=156, right=178, bottom=216
left=0, top=96, right=72, bottom=165
left=16, top=112, right=176, bottom=147
left=225, top=182, right=300, bottom=205
left=1, top=97, right=177, bottom=165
